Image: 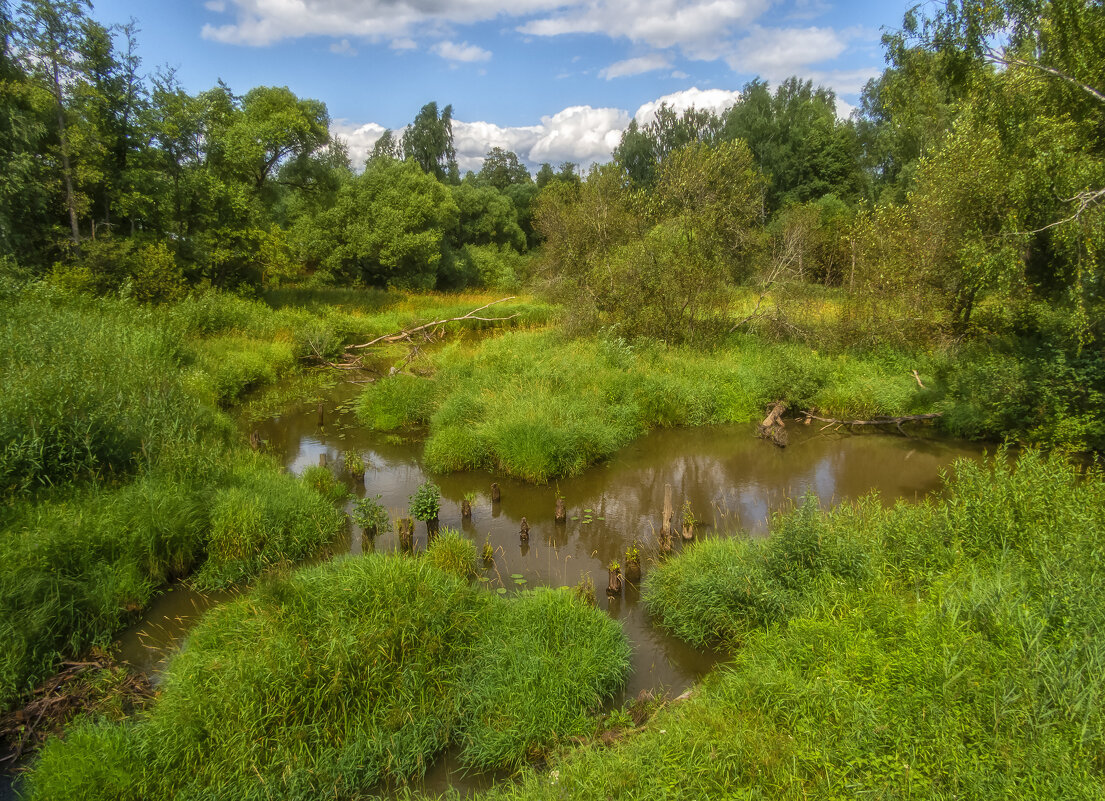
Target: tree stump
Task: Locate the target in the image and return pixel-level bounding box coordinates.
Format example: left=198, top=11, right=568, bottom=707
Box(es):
left=398, top=518, right=414, bottom=552
left=461, top=499, right=472, bottom=518
left=491, top=482, right=501, bottom=503
left=606, top=566, right=623, bottom=596
left=625, top=558, right=641, bottom=584
left=426, top=518, right=439, bottom=544
left=318, top=453, right=327, bottom=468
left=757, top=401, right=788, bottom=447
left=682, top=522, right=694, bottom=541
left=659, top=484, right=674, bottom=554
left=520, top=516, right=530, bottom=540
left=555, top=497, right=566, bottom=523
left=317, top=402, right=325, bottom=427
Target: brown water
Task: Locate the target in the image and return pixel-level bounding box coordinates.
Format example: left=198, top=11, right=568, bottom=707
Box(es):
left=115, top=381, right=985, bottom=792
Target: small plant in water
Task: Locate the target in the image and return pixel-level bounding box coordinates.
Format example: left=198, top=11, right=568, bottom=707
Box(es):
left=482, top=536, right=495, bottom=564
left=409, top=481, right=441, bottom=522
left=681, top=499, right=696, bottom=528
left=343, top=450, right=366, bottom=478
left=352, top=495, right=391, bottom=537
left=573, top=574, right=596, bottom=606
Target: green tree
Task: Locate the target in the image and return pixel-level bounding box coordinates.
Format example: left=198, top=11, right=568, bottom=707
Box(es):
left=477, top=147, right=530, bottom=190
left=402, top=101, right=458, bottom=183
left=295, top=159, right=458, bottom=288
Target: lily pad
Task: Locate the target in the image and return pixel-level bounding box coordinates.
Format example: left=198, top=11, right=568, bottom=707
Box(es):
left=571, top=516, right=579, bottom=521
left=477, top=576, right=489, bottom=582
left=597, top=516, right=606, bottom=521
left=514, top=578, right=528, bottom=585
left=510, top=573, right=524, bottom=579
left=496, top=587, right=507, bottom=595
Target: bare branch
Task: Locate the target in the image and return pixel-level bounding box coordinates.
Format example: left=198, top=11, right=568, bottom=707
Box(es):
left=347, top=297, right=520, bottom=351
left=986, top=49, right=1105, bottom=105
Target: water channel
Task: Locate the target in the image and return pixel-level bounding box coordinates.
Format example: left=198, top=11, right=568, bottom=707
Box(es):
left=115, top=381, right=986, bottom=793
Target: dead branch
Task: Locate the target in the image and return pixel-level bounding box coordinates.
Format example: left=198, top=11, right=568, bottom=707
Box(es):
left=347, top=297, right=519, bottom=351
left=801, top=410, right=942, bottom=436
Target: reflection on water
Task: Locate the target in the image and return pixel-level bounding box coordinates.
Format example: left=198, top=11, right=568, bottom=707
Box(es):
left=115, top=381, right=985, bottom=790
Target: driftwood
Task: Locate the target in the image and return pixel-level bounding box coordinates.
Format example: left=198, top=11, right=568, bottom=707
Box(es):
left=800, top=411, right=942, bottom=436
left=758, top=401, right=788, bottom=447
left=348, top=297, right=519, bottom=351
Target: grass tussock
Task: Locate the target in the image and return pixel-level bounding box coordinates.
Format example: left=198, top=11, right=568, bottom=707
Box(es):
left=358, top=329, right=932, bottom=482
left=468, top=451, right=1105, bottom=799
left=25, top=552, right=629, bottom=800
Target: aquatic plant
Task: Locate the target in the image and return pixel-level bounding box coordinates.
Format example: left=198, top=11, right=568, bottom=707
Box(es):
left=425, top=528, right=477, bottom=578
left=409, top=480, right=441, bottom=521
left=351, top=494, right=391, bottom=537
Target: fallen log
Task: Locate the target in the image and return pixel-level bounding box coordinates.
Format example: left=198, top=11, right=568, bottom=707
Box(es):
left=800, top=411, right=942, bottom=436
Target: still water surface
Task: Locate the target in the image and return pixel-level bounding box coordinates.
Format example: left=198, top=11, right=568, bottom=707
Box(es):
left=116, top=382, right=985, bottom=791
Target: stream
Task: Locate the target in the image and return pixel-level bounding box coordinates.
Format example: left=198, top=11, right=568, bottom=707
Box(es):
left=115, top=382, right=986, bottom=794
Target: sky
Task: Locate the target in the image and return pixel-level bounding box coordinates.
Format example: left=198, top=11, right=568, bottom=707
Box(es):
left=91, top=0, right=912, bottom=172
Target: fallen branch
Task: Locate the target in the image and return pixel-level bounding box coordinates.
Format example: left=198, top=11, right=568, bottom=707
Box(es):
left=757, top=401, right=789, bottom=447
left=801, top=410, right=942, bottom=436
left=347, top=297, right=519, bottom=351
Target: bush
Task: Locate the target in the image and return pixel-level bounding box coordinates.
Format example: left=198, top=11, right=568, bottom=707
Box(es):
left=424, top=528, right=476, bottom=577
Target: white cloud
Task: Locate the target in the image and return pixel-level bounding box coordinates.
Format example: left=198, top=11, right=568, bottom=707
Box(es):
left=329, top=38, right=357, bottom=56
left=726, top=25, right=847, bottom=78
left=204, top=0, right=226, bottom=11
left=633, top=86, right=741, bottom=125
left=521, top=0, right=770, bottom=60
left=599, top=53, right=671, bottom=80
left=331, top=120, right=391, bottom=168
left=671, top=70, right=689, bottom=79
left=432, top=40, right=492, bottom=63
left=529, top=105, right=630, bottom=164
left=202, top=0, right=564, bottom=46
left=390, top=37, right=417, bottom=51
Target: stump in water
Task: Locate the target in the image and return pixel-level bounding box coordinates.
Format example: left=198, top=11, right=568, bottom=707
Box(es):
left=555, top=497, right=566, bottom=523
left=757, top=401, right=788, bottom=448
left=426, top=518, right=439, bottom=544
left=318, top=452, right=328, bottom=468
left=248, top=431, right=261, bottom=451
left=520, top=516, right=530, bottom=540
left=317, top=402, right=325, bottom=427
left=682, top=522, right=694, bottom=541
left=491, top=482, right=501, bottom=503
left=659, top=484, right=674, bottom=554
left=606, top=564, right=623, bottom=596
left=625, top=557, right=641, bottom=584
left=461, top=499, right=472, bottom=518
left=398, top=518, right=414, bottom=552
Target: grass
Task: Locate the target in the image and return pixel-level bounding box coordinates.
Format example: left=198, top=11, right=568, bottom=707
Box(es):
left=24, top=550, right=630, bottom=800
left=453, top=450, right=1105, bottom=800
left=358, top=328, right=936, bottom=483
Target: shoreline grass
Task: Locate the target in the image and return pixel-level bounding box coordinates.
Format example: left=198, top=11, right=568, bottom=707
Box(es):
left=24, top=547, right=630, bottom=800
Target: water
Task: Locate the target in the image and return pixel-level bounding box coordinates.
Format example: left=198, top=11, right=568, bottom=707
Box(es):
left=114, top=381, right=985, bottom=791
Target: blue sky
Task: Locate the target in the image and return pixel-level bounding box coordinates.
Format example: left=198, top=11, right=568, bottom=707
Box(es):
left=92, top=0, right=912, bottom=169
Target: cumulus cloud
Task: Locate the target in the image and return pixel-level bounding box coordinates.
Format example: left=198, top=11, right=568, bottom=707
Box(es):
left=331, top=120, right=391, bottom=168
left=334, top=85, right=756, bottom=175
left=432, top=40, right=492, bottom=63
left=633, top=86, right=742, bottom=125
left=599, top=53, right=671, bottom=80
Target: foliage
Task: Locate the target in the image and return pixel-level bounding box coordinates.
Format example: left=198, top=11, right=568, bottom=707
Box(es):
left=408, top=480, right=441, bottom=521
left=351, top=494, right=391, bottom=536
left=424, top=527, right=476, bottom=577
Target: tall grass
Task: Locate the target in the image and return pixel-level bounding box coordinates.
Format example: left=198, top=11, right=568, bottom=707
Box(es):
left=25, top=552, right=630, bottom=800
left=467, top=451, right=1105, bottom=799
left=358, top=329, right=933, bottom=482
